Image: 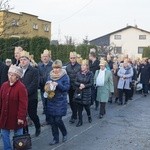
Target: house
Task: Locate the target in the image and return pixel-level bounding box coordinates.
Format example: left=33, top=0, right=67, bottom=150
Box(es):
left=0, top=11, right=51, bottom=40
left=90, top=25, right=150, bottom=58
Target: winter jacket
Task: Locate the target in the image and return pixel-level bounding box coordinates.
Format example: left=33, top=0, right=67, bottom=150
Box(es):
left=94, top=69, right=114, bottom=102
left=46, top=73, right=70, bottom=116
left=117, top=66, right=133, bottom=89
left=0, top=80, right=28, bottom=130
left=66, top=62, right=81, bottom=89
left=74, top=71, right=93, bottom=105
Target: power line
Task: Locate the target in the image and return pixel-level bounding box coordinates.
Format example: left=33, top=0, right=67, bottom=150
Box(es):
left=54, top=0, right=94, bottom=24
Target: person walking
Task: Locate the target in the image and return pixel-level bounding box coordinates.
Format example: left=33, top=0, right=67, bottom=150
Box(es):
left=19, top=50, right=41, bottom=137
left=94, top=60, right=114, bottom=119
left=44, top=60, right=70, bottom=145
left=66, top=52, right=81, bottom=124
left=74, top=59, right=93, bottom=127
left=38, top=49, right=53, bottom=125
left=0, top=65, right=28, bottom=150
left=117, top=59, right=133, bottom=105
left=89, top=52, right=100, bottom=109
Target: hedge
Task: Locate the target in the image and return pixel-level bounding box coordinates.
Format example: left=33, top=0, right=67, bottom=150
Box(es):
left=0, top=37, right=96, bottom=63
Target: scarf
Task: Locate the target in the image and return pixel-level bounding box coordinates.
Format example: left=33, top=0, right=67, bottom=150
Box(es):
left=96, top=68, right=106, bottom=87
left=50, top=69, right=67, bottom=81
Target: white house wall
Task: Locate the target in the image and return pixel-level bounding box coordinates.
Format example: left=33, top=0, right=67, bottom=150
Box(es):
left=110, top=28, right=150, bottom=59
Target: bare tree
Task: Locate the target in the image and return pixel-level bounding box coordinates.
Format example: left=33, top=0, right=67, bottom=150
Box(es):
left=0, top=0, right=27, bottom=37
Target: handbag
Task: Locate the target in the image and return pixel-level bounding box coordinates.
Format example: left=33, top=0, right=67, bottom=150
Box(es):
left=13, top=134, right=32, bottom=150
left=74, top=89, right=82, bottom=101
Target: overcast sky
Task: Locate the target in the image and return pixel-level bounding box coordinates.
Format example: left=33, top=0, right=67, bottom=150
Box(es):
left=10, top=0, right=150, bottom=44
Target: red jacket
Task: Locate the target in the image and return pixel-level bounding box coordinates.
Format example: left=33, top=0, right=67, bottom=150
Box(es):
left=0, top=80, right=28, bottom=130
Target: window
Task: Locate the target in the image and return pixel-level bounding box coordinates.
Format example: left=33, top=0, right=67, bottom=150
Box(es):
left=114, top=35, right=121, bottom=40
left=114, top=47, right=122, bottom=54
left=138, top=47, right=145, bottom=54
left=44, top=24, right=49, bottom=32
left=33, top=23, right=38, bottom=30
left=139, top=35, right=146, bottom=40
left=12, top=19, right=19, bottom=26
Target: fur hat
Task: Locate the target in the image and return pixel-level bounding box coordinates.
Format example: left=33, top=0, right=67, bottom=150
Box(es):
left=52, top=59, right=62, bottom=68
left=8, top=65, right=23, bottom=77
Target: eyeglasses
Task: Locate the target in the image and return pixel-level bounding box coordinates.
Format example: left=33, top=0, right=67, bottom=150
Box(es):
left=70, top=57, right=76, bottom=59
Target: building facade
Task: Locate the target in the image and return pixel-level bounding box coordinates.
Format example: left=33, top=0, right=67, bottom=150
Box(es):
left=90, top=26, right=150, bottom=58
left=0, top=11, right=51, bottom=40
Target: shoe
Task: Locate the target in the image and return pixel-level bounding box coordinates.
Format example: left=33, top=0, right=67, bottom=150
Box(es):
left=124, top=101, right=128, bottom=105
left=144, top=94, right=147, bottom=97
left=118, top=101, right=123, bottom=105
left=62, top=135, right=67, bottom=142
left=76, top=121, right=82, bottom=127
left=88, top=116, right=92, bottom=123
left=49, top=140, right=59, bottom=145
left=115, top=98, right=118, bottom=103
left=69, top=118, right=75, bottom=124
left=35, top=127, right=41, bottom=137
left=99, top=114, right=103, bottom=119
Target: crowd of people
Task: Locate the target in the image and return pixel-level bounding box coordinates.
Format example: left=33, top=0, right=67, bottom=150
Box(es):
left=0, top=46, right=150, bottom=149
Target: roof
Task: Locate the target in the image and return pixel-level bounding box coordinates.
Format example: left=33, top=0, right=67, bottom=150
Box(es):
left=90, top=25, right=150, bottom=42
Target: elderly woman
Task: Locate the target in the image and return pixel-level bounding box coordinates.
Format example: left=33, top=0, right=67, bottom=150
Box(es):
left=0, top=65, right=28, bottom=150
left=44, top=60, right=70, bottom=146
left=94, top=60, right=114, bottom=119
left=117, top=59, right=133, bottom=105
left=74, top=59, right=93, bottom=127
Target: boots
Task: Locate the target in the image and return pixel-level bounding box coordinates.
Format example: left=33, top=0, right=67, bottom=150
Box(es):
left=88, top=116, right=92, bottom=123
left=76, top=120, right=82, bottom=127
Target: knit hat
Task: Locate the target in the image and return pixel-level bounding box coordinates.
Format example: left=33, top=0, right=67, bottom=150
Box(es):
left=8, top=65, right=23, bottom=77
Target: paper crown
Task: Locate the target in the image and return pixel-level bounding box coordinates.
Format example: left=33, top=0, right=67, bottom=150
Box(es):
left=81, top=59, right=89, bottom=65
left=42, top=49, right=51, bottom=56
left=99, top=60, right=107, bottom=66
left=70, top=52, right=77, bottom=57
left=77, top=54, right=81, bottom=58
left=20, top=50, right=30, bottom=59
left=8, top=65, right=23, bottom=77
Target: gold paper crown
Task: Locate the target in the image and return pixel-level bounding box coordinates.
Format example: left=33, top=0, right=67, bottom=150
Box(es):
left=20, top=50, right=30, bottom=59
left=43, top=49, right=51, bottom=56
left=70, top=51, right=77, bottom=57
left=77, top=54, right=81, bottom=58
left=81, top=59, right=89, bottom=65
left=99, top=60, right=107, bottom=66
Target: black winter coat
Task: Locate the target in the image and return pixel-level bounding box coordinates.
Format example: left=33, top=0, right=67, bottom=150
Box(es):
left=89, top=59, right=100, bottom=74
left=21, top=65, right=39, bottom=101
left=74, top=71, right=93, bottom=105
left=138, top=63, right=150, bottom=84
left=66, top=62, right=81, bottom=89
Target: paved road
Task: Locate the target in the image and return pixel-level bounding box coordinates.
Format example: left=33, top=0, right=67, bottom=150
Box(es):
left=1, top=94, right=150, bottom=150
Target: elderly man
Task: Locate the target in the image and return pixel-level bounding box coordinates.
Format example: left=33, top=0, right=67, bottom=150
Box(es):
left=13, top=46, right=23, bottom=66
left=66, top=52, right=81, bottom=123
left=38, top=49, right=53, bottom=124
left=19, top=50, right=41, bottom=137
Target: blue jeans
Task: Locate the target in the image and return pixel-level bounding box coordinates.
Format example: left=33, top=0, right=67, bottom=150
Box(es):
left=1, top=128, right=23, bottom=150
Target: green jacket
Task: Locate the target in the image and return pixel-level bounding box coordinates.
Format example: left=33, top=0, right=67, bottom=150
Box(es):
left=94, top=69, right=114, bottom=102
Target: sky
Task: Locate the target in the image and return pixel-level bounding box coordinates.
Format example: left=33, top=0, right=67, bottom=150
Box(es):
left=10, top=0, right=150, bottom=44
